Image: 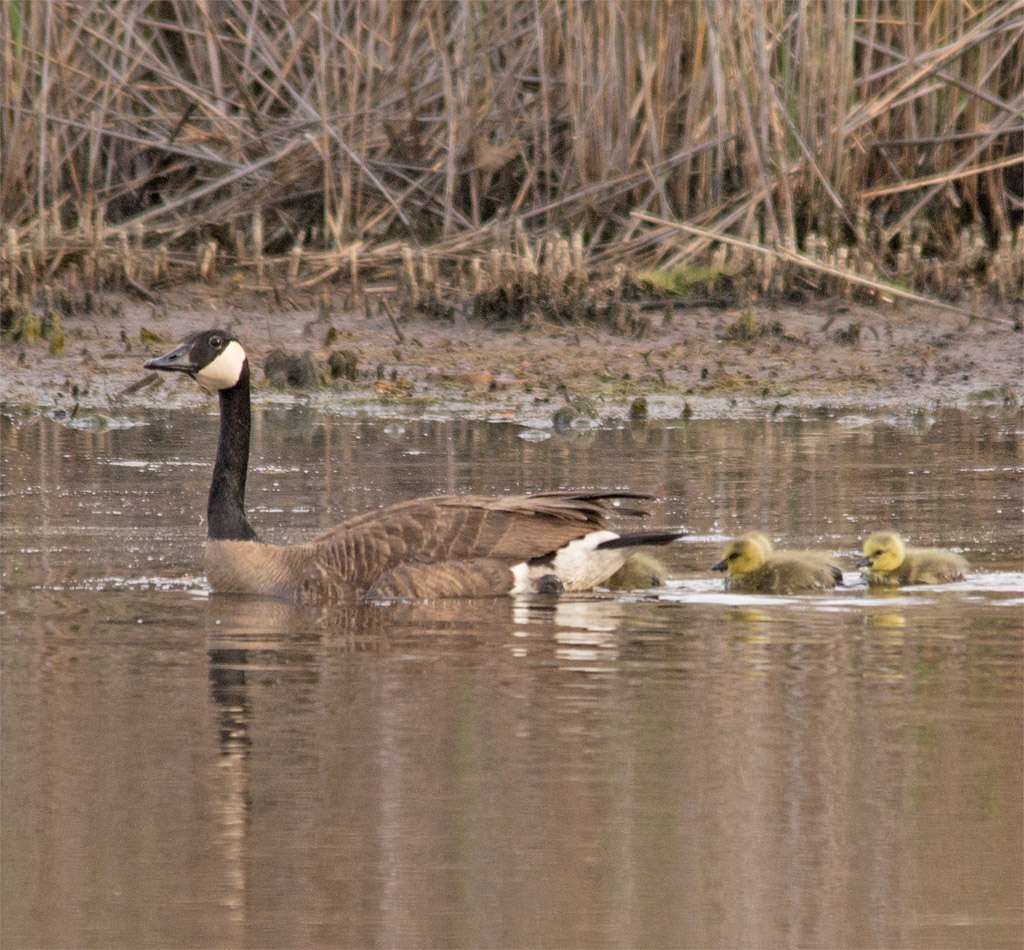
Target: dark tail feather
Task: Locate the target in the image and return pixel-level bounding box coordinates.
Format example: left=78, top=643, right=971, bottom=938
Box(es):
left=525, top=490, right=655, bottom=520
left=532, top=491, right=656, bottom=501
left=597, top=530, right=686, bottom=550
left=610, top=504, right=656, bottom=518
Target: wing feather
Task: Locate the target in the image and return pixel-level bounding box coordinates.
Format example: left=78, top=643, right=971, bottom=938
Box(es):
left=306, top=491, right=652, bottom=590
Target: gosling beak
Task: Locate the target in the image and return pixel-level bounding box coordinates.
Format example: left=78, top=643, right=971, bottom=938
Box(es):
left=145, top=341, right=196, bottom=375
left=712, top=559, right=728, bottom=572
left=856, top=556, right=871, bottom=569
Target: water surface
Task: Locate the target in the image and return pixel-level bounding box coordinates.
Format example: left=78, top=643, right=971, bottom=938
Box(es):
left=2, top=406, right=1022, bottom=949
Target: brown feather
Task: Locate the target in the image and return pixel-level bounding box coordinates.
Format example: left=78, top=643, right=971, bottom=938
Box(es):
left=211, top=491, right=656, bottom=602
left=316, top=493, right=640, bottom=570
left=370, top=559, right=516, bottom=599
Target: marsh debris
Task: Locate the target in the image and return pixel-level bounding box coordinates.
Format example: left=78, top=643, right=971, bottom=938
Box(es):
left=834, top=322, right=862, bottom=345
left=264, top=349, right=322, bottom=389
left=327, top=349, right=359, bottom=382
left=629, top=396, right=650, bottom=421
left=721, top=311, right=786, bottom=342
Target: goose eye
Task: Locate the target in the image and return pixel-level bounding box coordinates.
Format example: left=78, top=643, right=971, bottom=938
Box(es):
left=210, top=335, right=223, bottom=349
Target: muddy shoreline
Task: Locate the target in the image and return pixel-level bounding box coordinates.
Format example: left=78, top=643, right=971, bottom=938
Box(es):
left=2, top=286, right=1021, bottom=421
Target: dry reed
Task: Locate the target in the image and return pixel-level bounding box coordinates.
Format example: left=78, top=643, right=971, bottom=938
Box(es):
left=1, top=0, right=1021, bottom=315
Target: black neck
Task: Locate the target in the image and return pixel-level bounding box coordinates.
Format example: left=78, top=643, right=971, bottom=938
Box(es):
left=208, top=362, right=258, bottom=541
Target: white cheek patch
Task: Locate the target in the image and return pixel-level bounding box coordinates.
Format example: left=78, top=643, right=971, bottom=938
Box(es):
left=196, top=340, right=246, bottom=391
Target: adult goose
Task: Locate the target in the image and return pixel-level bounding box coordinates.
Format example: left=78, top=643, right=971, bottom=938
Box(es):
left=145, top=330, right=683, bottom=602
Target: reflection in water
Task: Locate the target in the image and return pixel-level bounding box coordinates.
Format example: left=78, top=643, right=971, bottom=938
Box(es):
left=2, top=407, right=1022, bottom=948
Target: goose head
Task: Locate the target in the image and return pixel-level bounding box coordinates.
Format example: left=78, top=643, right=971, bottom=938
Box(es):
left=858, top=531, right=905, bottom=573
left=145, top=329, right=247, bottom=392
left=712, top=536, right=766, bottom=575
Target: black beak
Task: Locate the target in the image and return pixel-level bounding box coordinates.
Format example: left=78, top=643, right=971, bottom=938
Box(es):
left=712, top=559, right=728, bottom=572
left=145, top=341, right=196, bottom=375
left=856, top=556, right=871, bottom=569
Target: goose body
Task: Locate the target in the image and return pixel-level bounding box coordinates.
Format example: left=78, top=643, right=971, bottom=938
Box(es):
left=859, top=531, right=967, bottom=586
left=713, top=535, right=841, bottom=594
left=146, top=330, right=683, bottom=602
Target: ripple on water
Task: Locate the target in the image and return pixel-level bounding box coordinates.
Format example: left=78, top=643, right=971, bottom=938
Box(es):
left=517, top=428, right=552, bottom=442
left=643, top=572, right=1024, bottom=611
left=37, top=575, right=210, bottom=595
left=2, top=408, right=1022, bottom=950
left=46, top=410, right=147, bottom=430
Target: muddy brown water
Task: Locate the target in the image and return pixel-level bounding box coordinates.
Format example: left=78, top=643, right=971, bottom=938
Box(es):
left=2, top=404, right=1022, bottom=949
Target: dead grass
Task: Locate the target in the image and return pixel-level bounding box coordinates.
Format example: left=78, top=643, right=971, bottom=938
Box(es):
left=1, top=0, right=1021, bottom=317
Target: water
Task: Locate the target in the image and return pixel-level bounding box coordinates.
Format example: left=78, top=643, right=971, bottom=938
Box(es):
left=2, top=405, right=1022, bottom=949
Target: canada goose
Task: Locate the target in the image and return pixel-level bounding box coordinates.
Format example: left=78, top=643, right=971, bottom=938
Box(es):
left=605, top=552, right=669, bottom=589
left=145, top=330, right=684, bottom=602
left=712, top=536, right=842, bottom=593
left=858, top=531, right=967, bottom=586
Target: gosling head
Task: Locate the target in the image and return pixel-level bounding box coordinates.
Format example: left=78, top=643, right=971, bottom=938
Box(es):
left=712, top=537, right=766, bottom=575
left=145, top=329, right=247, bottom=392
left=858, top=531, right=906, bottom=573
left=740, top=531, right=773, bottom=554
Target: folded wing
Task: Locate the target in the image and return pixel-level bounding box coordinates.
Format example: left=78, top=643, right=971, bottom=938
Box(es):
left=304, top=491, right=653, bottom=596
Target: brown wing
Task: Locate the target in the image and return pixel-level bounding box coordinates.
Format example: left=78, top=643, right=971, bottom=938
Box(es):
left=370, top=558, right=519, bottom=598
left=304, top=491, right=651, bottom=593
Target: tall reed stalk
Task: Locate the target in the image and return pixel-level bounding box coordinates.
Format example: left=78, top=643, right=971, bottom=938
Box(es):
left=1, top=0, right=1021, bottom=303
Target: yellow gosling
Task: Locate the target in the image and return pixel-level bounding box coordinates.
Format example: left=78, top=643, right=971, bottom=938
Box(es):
left=859, top=531, right=967, bottom=586
left=712, top=536, right=841, bottom=594
left=742, top=530, right=829, bottom=561
left=740, top=531, right=773, bottom=553
left=605, top=552, right=669, bottom=589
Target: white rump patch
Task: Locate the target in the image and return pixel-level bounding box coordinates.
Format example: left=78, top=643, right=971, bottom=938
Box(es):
left=197, top=340, right=246, bottom=391
left=509, top=530, right=629, bottom=594
left=510, top=561, right=531, bottom=594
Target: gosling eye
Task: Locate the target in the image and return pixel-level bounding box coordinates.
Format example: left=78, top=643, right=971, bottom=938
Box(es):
left=728, top=552, right=739, bottom=560
left=872, top=550, right=883, bottom=557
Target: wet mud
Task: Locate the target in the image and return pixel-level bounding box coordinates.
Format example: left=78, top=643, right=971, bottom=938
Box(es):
left=1, top=286, right=1021, bottom=422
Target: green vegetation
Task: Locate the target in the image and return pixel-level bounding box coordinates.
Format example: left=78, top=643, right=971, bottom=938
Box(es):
left=637, top=266, right=733, bottom=297
left=138, top=327, right=167, bottom=347
left=42, top=311, right=64, bottom=355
